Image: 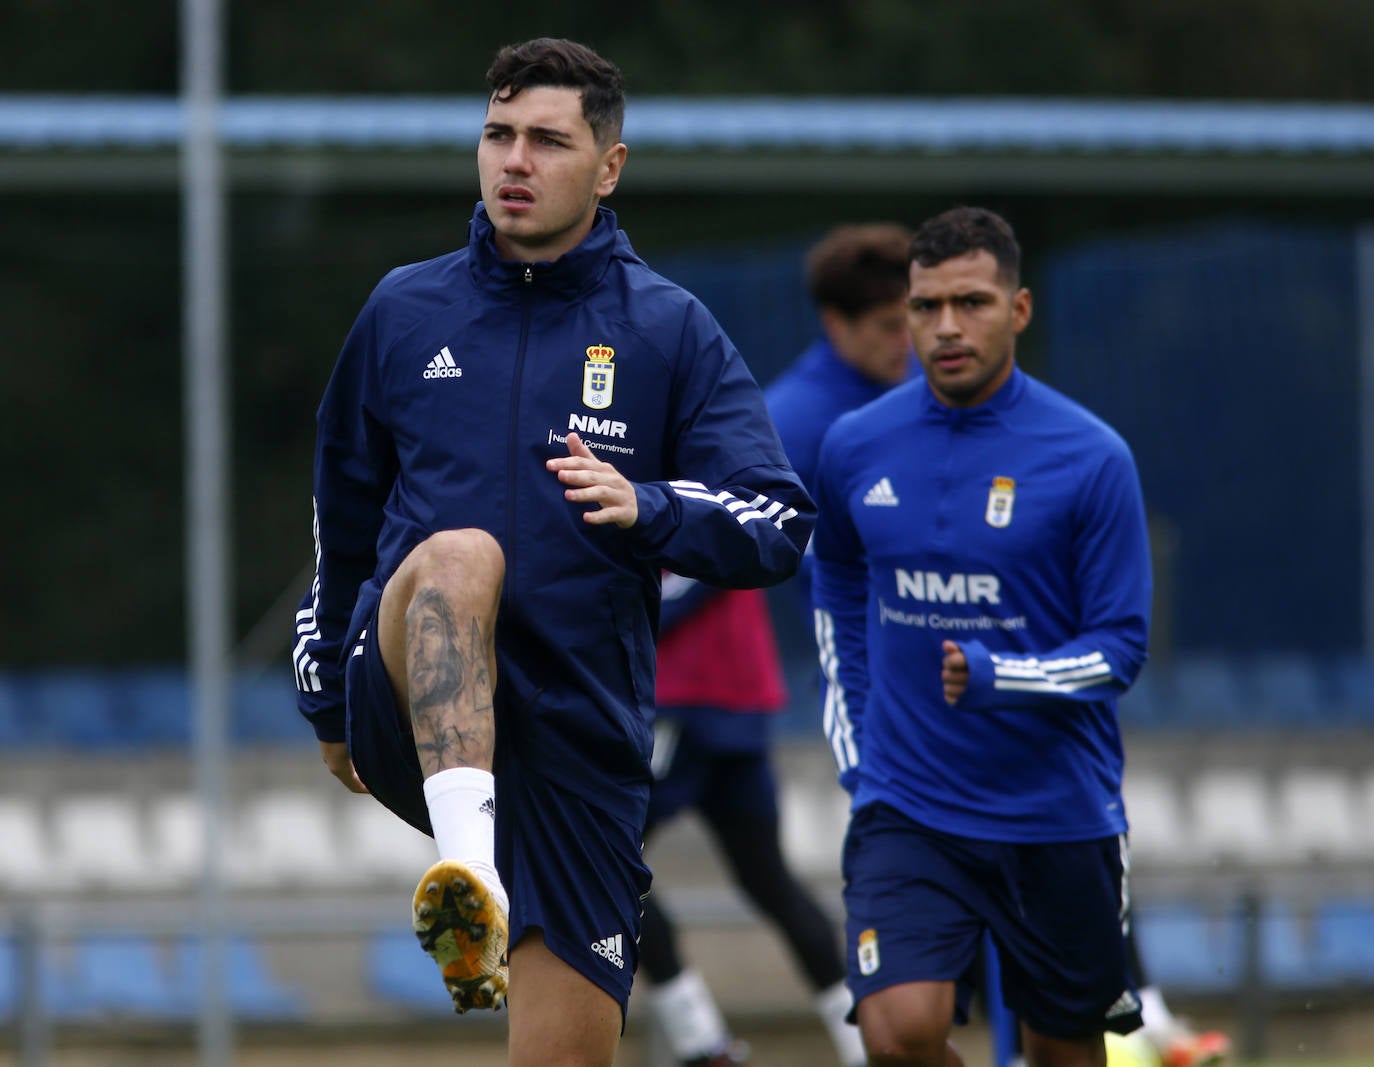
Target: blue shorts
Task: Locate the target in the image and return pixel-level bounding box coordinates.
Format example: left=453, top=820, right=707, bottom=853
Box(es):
left=345, top=613, right=653, bottom=1015
left=647, top=706, right=777, bottom=828
left=842, top=803, right=1141, bottom=1040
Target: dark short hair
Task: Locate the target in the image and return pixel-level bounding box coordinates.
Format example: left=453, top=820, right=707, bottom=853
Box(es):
left=910, top=206, right=1021, bottom=286
left=805, top=223, right=914, bottom=317
left=485, top=37, right=625, bottom=146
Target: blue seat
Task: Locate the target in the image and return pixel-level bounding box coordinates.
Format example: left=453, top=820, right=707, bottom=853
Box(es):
left=232, top=672, right=309, bottom=745
left=1312, top=898, right=1374, bottom=982
left=0, top=936, right=59, bottom=1021
left=0, top=677, right=30, bottom=746
left=1134, top=901, right=1241, bottom=993
left=1247, top=654, right=1326, bottom=726
left=0, top=938, right=12, bottom=1020
left=1259, top=902, right=1323, bottom=989
left=48, top=935, right=183, bottom=1019
left=1117, top=668, right=1164, bottom=728
left=31, top=672, right=130, bottom=748
left=173, top=936, right=307, bottom=1020
left=123, top=669, right=192, bottom=746
left=1327, top=657, right=1374, bottom=727
left=1165, top=656, right=1249, bottom=728
left=367, top=931, right=454, bottom=1013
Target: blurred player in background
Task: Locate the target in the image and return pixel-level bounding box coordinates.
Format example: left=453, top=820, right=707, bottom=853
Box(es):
left=641, top=572, right=864, bottom=1067
left=1128, top=932, right=1231, bottom=1066
left=294, top=37, right=810, bottom=1067
left=636, top=223, right=914, bottom=1067
left=767, top=222, right=918, bottom=618
left=812, top=206, right=1150, bottom=1066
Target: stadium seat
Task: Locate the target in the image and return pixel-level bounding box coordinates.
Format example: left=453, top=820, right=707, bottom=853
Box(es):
left=30, top=672, right=130, bottom=749
left=1273, top=769, right=1367, bottom=863
left=1311, top=897, right=1374, bottom=982
left=144, top=793, right=205, bottom=888
left=1258, top=900, right=1323, bottom=990
left=1167, top=656, right=1249, bottom=728
left=1189, top=769, right=1280, bottom=864
left=172, top=936, right=308, bottom=1020
left=0, top=676, right=29, bottom=747
left=49, top=795, right=160, bottom=892
left=1121, top=771, right=1196, bottom=866
left=1328, top=657, right=1374, bottom=727
left=233, top=789, right=343, bottom=888
left=0, top=798, right=50, bottom=893
left=1134, top=901, right=1241, bottom=993
left=232, top=671, right=307, bottom=745
left=1247, top=654, right=1326, bottom=726
left=123, top=669, right=192, bottom=746
left=340, top=798, right=437, bottom=886
left=49, top=934, right=183, bottom=1019
left=0, top=933, right=66, bottom=1021
left=1117, top=668, right=1165, bottom=729
left=0, top=938, right=12, bottom=1021
left=367, top=930, right=454, bottom=1013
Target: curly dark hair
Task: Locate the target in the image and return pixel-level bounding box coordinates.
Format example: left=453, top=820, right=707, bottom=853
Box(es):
left=485, top=38, right=625, bottom=147
left=804, top=223, right=913, bottom=318
left=910, top=207, right=1021, bottom=286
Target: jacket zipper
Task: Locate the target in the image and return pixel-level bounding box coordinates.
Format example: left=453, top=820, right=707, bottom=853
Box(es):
left=503, top=265, right=535, bottom=612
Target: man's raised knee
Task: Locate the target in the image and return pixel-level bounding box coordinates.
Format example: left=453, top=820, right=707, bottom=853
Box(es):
left=405, top=529, right=506, bottom=587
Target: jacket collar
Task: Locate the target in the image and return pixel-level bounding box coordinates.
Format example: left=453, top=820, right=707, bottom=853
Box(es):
left=920, top=364, right=1027, bottom=423
left=466, top=203, right=624, bottom=300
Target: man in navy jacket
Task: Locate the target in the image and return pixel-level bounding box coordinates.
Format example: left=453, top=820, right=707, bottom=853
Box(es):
left=293, top=38, right=811, bottom=1067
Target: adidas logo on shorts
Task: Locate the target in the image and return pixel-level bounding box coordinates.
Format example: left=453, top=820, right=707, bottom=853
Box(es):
left=1105, top=989, right=1141, bottom=1018
left=590, top=933, right=625, bottom=970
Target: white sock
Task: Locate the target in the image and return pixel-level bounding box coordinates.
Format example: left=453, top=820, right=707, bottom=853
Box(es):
left=422, top=767, right=509, bottom=916
left=651, top=969, right=730, bottom=1061
left=814, top=980, right=866, bottom=1067
left=1137, top=984, right=1175, bottom=1034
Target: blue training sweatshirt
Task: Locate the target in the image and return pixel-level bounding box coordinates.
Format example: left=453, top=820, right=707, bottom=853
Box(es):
left=293, top=204, right=813, bottom=814
left=812, top=367, right=1150, bottom=843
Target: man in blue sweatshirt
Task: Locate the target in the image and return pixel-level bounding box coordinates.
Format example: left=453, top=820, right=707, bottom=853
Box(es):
left=812, top=206, right=1150, bottom=1067
left=293, top=38, right=811, bottom=1067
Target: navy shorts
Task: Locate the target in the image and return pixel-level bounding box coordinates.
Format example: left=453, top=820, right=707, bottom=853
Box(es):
left=344, top=612, right=653, bottom=1015
left=647, top=706, right=777, bottom=828
left=842, top=803, right=1141, bottom=1040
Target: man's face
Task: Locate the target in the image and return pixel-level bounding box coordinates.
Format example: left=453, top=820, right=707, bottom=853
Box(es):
left=407, top=596, right=461, bottom=711
left=823, top=297, right=915, bottom=387
left=906, top=249, right=1032, bottom=408
left=478, top=86, right=626, bottom=263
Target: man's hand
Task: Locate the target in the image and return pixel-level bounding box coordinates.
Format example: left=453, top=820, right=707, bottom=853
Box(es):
left=546, top=432, right=639, bottom=528
left=319, top=740, right=369, bottom=794
left=941, top=640, right=969, bottom=706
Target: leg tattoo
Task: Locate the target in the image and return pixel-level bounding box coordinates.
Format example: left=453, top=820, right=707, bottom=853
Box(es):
left=407, top=588, right=495, bottom=775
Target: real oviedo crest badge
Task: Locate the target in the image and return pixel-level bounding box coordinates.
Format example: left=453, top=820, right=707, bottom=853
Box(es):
left=985, top=476, right=1015, bottom=528
left=582, top=345, right=615, bottom=409
left=857, top=928, right=880, bottom=976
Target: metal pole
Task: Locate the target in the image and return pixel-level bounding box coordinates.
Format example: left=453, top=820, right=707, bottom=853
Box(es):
left=1236, top=889, right=1266, bottom=1062
left=15, top=904, right=50, bottom=1067
left=180, top=0, right=232, bottom=1063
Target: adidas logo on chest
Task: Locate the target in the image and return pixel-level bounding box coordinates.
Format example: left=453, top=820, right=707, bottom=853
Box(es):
left=422, top=346, right=463, bottom=380
left=863, top=477, right=899, bottom=507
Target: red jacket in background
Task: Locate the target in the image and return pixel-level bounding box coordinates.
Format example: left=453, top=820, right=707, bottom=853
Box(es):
left=655, top=587, right=787, bottom=712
